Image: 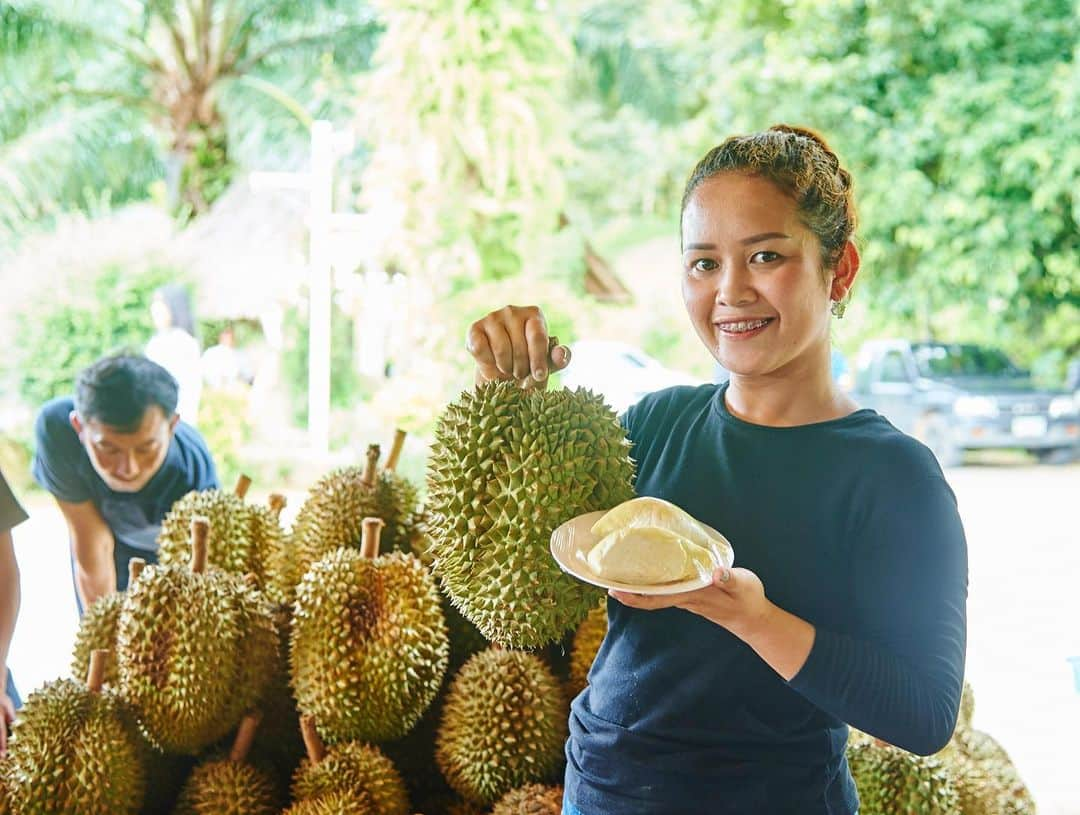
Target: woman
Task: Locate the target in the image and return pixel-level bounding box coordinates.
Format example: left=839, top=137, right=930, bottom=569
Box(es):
left=146, top=284, right=202, bottom=423
left=466, top=126, right=967, bottom=814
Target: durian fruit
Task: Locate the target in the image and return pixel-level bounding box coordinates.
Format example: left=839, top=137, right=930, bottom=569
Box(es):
left=943, top=729, right=1035, bottom=815
left=71, top=558, right=147, bottom=686
left=244, top=601, right=304, bottom=783
left=567, top=603, right=607, bottom=697
left=259, top=494, right=295, bottom=604
left=847, top=739, right=960, bottom=815
left=3, top=649, right=147, bottom=814
left=426, top=381, right=635, bottom=647
left=0, top=762, right=11, bottom=815
left=436, top=648, right=568, bottom=806
left=158, top=477, right=288, bottom=598
left=492, top=783, right=565, bottom=815
left=590, top=496, right=728, bottom=551
left=289, top=434, right=425, bottom=583
left=291, top=518, right=448, bottom=745
left=289, top=715, right=409, bottom=815
left=282, top=790, right=375, bottom=815
left=171, top=713, right=280, bottom=815
left=158, top=475, right=256, bottom=572
left=117, top=517, right=278, bottom=754
left=956, top=680, right=975, bottom=732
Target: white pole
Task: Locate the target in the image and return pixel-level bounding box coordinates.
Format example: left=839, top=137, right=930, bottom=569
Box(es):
left=308, top=120, right=333, bottom=456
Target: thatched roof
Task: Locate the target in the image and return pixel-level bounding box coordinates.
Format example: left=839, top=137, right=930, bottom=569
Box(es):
left=169, top=177, right=310, bottom=319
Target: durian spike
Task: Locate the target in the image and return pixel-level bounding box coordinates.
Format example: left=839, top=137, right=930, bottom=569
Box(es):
left=268, top=493, right=287, bottom=518
left=87, top=649, right=109, bottom=692
left=362, top=444, right=381, bottom=487
left=234, top=473, right=252, bottom=498
left=385, top=429, right=407, bottom=472
left=128, top=557, right=146, bottom=584
left=190, top=516, right=210, bottom=574
left=228, top=712, right=263, bottom=763
left=243, top=573, right=259, bottom=590
left=299, top=715, right=326, bottom=764
left=360, top=517, right=385, bottom=559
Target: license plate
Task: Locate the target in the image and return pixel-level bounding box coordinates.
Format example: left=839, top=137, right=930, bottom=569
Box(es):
left=1012, top=415, right=1048, bottom=438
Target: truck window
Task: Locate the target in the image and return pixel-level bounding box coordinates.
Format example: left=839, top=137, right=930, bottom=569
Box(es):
left=880, top=351, right=910, bottom=383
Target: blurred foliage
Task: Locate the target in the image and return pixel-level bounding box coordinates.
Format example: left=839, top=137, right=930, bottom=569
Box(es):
left=0, top=0, right=380, bottom=244
left=3, top=0, right=1078, bottom=446
left=281, top=294, right=365, bottom=425
left=355, top=0, right=575, bottom=287
left=6, top=263, right=180, bottom=410
left=196, top=385, right=253, bottom=490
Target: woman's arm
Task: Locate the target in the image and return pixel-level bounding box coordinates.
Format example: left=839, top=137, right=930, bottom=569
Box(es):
left=613, top=474, right=967, bottom=755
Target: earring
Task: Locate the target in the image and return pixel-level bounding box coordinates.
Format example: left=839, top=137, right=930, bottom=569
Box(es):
left=831, top=299, right=846, bottom=319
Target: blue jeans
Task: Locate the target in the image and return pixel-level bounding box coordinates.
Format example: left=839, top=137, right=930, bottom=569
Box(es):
left=4, top=667, right=20, bottom=709
left=563, top=790, right=584, bottom=815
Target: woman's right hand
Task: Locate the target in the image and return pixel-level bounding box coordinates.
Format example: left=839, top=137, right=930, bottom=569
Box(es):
left=466, top=305, right=571, bottom=388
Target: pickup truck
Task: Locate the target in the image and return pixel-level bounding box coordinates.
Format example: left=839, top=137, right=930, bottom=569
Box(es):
left=850, top=340, right=1080, bottom=466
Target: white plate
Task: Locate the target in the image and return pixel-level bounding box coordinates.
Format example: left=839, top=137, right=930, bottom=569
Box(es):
left=550, top=510, right=735, bottom=596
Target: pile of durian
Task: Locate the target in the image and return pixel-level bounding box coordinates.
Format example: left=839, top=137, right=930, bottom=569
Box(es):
left=847, top=680, right=1036, bottom=815
left=0, top=381, right=1036, bottom=815
left=0, top=382, right=632, bottom=814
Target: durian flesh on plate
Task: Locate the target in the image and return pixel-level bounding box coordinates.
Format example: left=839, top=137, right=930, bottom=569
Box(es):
left=550, top=497, right=734, bottom=595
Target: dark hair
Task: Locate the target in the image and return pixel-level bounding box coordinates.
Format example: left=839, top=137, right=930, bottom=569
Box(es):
left=681, top=125, right=857, bottom=272
left=74, top=354, right=179, bottom=431
left=154, top=284, right=196, bottom=336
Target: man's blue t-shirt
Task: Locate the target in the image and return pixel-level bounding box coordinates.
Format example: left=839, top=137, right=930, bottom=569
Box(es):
left=32, top=397, right=218, bottom=557
left=565, top=384, right=968, bottom=815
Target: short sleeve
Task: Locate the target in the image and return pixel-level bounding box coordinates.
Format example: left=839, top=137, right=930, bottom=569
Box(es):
left=32, top=399, right=93, bottom=504
left=0, top=468, right=28, bottom=532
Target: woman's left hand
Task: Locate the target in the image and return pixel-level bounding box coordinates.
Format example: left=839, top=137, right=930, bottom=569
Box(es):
left=610, top=565, right=816, bottom=681
left=609, top=566, right=773, bottom=642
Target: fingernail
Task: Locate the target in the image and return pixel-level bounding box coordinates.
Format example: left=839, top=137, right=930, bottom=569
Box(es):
left=717, top=568, right=730, bottom=583
left=533, top=368, right=547, bottom=381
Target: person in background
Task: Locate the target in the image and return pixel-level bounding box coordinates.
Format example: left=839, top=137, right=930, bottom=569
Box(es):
left=202, top=324, right=254, bottom=388
left=32, top=354, right=218, bottom=614
left=0, top=465, right=26, bottom=756
left=146, top=283, right=202, bottom=423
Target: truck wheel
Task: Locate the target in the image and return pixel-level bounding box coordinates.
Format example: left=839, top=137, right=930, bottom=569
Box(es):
left=1033, top=447, right=1077, bottom=465
left=917, top=413, right=963, bottom=468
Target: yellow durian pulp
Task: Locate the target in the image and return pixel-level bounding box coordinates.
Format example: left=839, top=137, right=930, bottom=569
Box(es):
left=585, top=527, right=712, bottom=584
left=590, top=496, right=721, bottom=550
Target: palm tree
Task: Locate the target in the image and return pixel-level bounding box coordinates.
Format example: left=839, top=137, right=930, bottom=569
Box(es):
left=0, top=0, right=378, bottom=242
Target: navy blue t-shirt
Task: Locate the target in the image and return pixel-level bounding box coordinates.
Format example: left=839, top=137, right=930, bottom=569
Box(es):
left=32, top=397, right=218, bottom=557
left=565, top=384, right=968, bottom=814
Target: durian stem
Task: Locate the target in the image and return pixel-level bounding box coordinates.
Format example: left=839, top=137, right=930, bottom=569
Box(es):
left=234, top=474, right=252, bottom=498
left=229, top=713, right=263, bottom=763
left=128, top=557, right=146, bottom=585
left=190, top=517, right=210, bottom=574
left=362, top=444, right=381, bottom=487
left=385, top=429, right=407, bottom=472
left=268, top=493, right=287, bottom=518
left=360, top=517, right=385, bottom=559
left=87, top=649, right=109, bottom=692
left=299, top=715, right=326, bottom=764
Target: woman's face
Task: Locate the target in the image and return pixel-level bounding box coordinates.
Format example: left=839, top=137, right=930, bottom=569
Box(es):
left=150, top=295, right=173, bottom=331
left=681, top=172, right=838, bottom=381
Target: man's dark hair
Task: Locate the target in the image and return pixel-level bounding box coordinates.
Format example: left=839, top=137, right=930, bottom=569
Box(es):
left=74, top=354, right=179, bottom=431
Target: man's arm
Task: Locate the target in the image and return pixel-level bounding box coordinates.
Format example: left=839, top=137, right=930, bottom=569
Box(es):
left=0, top=529, right=19, bottom=754
left=56, top=499, right=115, bottom=608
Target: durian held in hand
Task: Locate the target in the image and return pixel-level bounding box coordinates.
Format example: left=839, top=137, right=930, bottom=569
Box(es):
left=583, top=497, right=734, bottom=585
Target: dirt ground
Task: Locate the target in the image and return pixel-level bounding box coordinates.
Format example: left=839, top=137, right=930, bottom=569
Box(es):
left=7, top=461, right=1079, bottom=813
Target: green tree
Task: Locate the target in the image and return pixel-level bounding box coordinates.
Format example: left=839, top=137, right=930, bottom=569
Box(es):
left=710, top=0, right=1079, bottom=367
left=355, top=0, right=575, bottom=286
left=0, top=0, right=379, bottom=241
